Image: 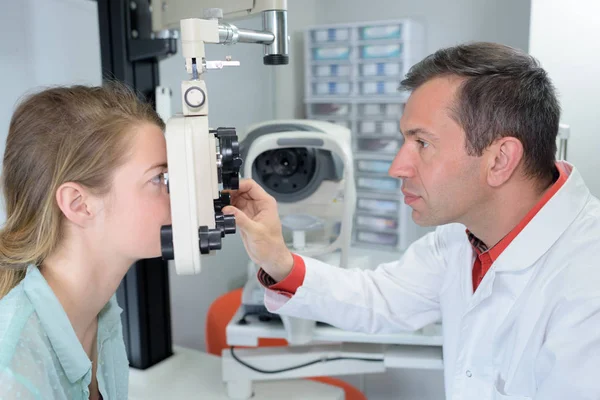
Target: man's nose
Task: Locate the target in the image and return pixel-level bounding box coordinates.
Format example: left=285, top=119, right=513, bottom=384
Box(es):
left=388, top=143, right=416, bottom=179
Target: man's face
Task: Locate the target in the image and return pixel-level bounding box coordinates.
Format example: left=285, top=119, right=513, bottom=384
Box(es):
left=388, top=76, right=488, bottom=227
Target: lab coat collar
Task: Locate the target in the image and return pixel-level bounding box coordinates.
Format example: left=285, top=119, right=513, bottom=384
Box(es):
left=493, top=162, right=591, bottom=273
left=23, top=266, right=122, bottom=384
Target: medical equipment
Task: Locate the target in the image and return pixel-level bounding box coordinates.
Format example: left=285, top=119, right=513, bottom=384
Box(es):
left=156, top=1, right=290, bottom=274
left=238, top=120, right=355, bottom=321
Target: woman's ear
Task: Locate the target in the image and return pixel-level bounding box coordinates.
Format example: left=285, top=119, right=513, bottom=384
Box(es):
left=55, top=183, right=97, bottom=227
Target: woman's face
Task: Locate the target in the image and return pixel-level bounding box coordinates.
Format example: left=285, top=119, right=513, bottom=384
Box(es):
left=101, top=122, right=171, bottom=262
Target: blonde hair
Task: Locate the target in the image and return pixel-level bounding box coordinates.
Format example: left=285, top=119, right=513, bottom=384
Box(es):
left=0, top=84, right=165, bottom=298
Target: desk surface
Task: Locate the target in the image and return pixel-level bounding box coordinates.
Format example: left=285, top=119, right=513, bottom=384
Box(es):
left=129, top=346, right=344, bottom=399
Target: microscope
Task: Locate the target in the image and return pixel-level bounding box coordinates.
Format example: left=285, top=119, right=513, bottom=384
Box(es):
left=156, top=1, right=289, bottom=274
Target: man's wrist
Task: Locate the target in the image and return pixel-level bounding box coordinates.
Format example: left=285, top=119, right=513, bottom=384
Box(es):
left=268, top=251, right=294, bottom=282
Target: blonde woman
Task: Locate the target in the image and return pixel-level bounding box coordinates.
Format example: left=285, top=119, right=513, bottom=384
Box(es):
left=0, top=84, right=171, bottom=399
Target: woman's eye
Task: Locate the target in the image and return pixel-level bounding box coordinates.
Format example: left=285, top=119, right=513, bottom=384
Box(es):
left=151, top=172, right=164, bottom=185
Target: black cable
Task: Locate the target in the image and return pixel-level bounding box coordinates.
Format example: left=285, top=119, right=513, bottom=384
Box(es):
left=229, top=346, right=384, bottom=374
left=237, top=311, right=278, bottom=325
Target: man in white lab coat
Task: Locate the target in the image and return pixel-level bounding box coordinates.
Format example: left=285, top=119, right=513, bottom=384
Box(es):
left=223, top=42, right=600, bottom=400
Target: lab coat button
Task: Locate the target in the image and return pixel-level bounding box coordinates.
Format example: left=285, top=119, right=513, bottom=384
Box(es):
left=465, top=370, right=472, bottom=377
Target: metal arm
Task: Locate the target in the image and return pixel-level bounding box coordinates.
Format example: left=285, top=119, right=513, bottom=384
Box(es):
left=153, top=0, right=289, bottom=65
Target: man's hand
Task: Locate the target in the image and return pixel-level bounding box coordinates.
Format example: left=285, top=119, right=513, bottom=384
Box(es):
left=223, top=179, right=294, bottom=282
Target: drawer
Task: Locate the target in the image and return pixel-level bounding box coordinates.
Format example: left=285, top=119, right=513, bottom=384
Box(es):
left=313, top=64, right=352, bottom=77
left=360, top=24, right=403, bottom=40
left=358, top=103, right=403, bottom=117
left=307, top=103, right=351, bottom=117
left=356, top=196, right=400, bottom=215
left=312, top=28, right=351, bottom=42
left=358, top=120, right=400, bottom=135
left=356, top=230, right=398, bottom=247
left=313, top=46, right=351, bottom=61
left=356, top=138, right=401, bottom=154
left=355, top=214, right=399, bottom=231
left=360, top=43, right=403, bottom=59
left=359, top=80, right=399, bottom=95
left=356, top=175, right=400, bottom=193
left=311, top=82, right=352, bottom=96
left=356, top=159, right=392, bottom=174
left=360, top=62, right=402, bottom=77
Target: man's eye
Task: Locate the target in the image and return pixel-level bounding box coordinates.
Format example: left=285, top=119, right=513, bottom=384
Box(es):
left=416, top=139, right=429, bottom=148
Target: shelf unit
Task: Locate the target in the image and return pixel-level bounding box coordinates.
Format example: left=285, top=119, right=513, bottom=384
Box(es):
left=304, top=19, right=425, bottom=251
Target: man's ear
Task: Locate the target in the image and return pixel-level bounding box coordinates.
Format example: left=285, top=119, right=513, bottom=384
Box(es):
left=486, top=137, right=524, bottom=188
left=55, top=182, right=96, bottom=227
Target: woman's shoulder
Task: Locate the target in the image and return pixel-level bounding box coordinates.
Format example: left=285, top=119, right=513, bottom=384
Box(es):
left=0, top=284, right=41, bottom=362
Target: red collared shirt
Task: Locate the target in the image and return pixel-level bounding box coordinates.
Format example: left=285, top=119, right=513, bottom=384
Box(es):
left=468, top=164, right=567, bottom=292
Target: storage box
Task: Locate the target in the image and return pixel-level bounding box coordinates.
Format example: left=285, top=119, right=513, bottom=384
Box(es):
left=360, top=81, right=399, bottom=95
left=313, top=46, right=351, bottom=60
left=360, top=43, right=403, bottom=59
left=357, top=138, right=401, bottom=153
left=313, top=28, right=351, bottom=42
left=360, top=24, right=403, bottom=40
left=357, top=176, right=400, bottom=193
left=360, top=62, right=402, bottom=77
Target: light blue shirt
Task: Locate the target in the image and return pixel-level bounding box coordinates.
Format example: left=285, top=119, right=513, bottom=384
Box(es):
left=0, top=266, right=129, bottom=399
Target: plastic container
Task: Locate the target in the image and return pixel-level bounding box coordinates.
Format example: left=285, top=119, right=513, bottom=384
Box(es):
left=357, top=138, right=401, bottom=153
left=313, top=46, right=351, bottom=60
left=356, top=159, right=392, bottom=174
left=358, top=103, right=403, bottom=117
left=355, top=214, right=399, bottom=231
left=357, top=176, right=400, bottom=193
left=360, top=62, right=402, bottom=77
left=356, top=196, right=400, bottom=215
left=308, top=103, right=350, bottom=117
left=359, top=81, right=400, bottom=95
left=313, top=28, right=351, bottom=42
left=356, top=230, right=398, bottom=247
left=358, top=120, right=399, bottom=135
left=313, top=64, right=352, bottom=77
left=312, top=82, right=352, bottom=95
left=360, top=24, right=403, bottom=40
left=360, top=43, right=403, bottom=59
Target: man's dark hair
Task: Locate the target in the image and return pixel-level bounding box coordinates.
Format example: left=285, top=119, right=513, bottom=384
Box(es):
left=400, top=42, right=560, bottom=184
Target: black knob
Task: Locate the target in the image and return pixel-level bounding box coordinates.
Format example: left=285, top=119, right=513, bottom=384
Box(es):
left=213, top=192, right=231, bottom=213
left=222, top=214, right=236, bottom=235
left=198, top=226, right=222, bottom=254
left=222, top=173, right=239, bottom=190
left=215, top=212, right=236, bottom=237
left=215, top=127, right=243, bottom=190
left=214, top=213, right=226, bottom=237
left=160, top=225, right=174, bottom=260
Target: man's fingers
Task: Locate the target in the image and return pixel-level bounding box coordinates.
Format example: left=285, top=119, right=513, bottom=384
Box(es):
left=231, top=179, right=273, bottom=202
left=222, top=205, right=255, bottom=232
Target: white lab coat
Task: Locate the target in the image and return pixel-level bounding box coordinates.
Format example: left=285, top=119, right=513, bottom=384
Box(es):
left=264, top=162, right=600, bottom=400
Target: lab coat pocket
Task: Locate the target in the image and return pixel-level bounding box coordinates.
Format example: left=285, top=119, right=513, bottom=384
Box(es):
left=492, top=385, right=532, bottom=400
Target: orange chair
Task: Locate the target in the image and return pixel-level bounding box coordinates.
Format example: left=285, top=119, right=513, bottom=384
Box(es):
left=206, top=288, right=367, bottom=400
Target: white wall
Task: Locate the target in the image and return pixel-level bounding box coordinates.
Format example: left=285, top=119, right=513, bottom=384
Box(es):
left=0, top=0, right=102, bottom=221
left=159, top=15, right=274, bottom=350
left=529, top=0, right=600, bottom=197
